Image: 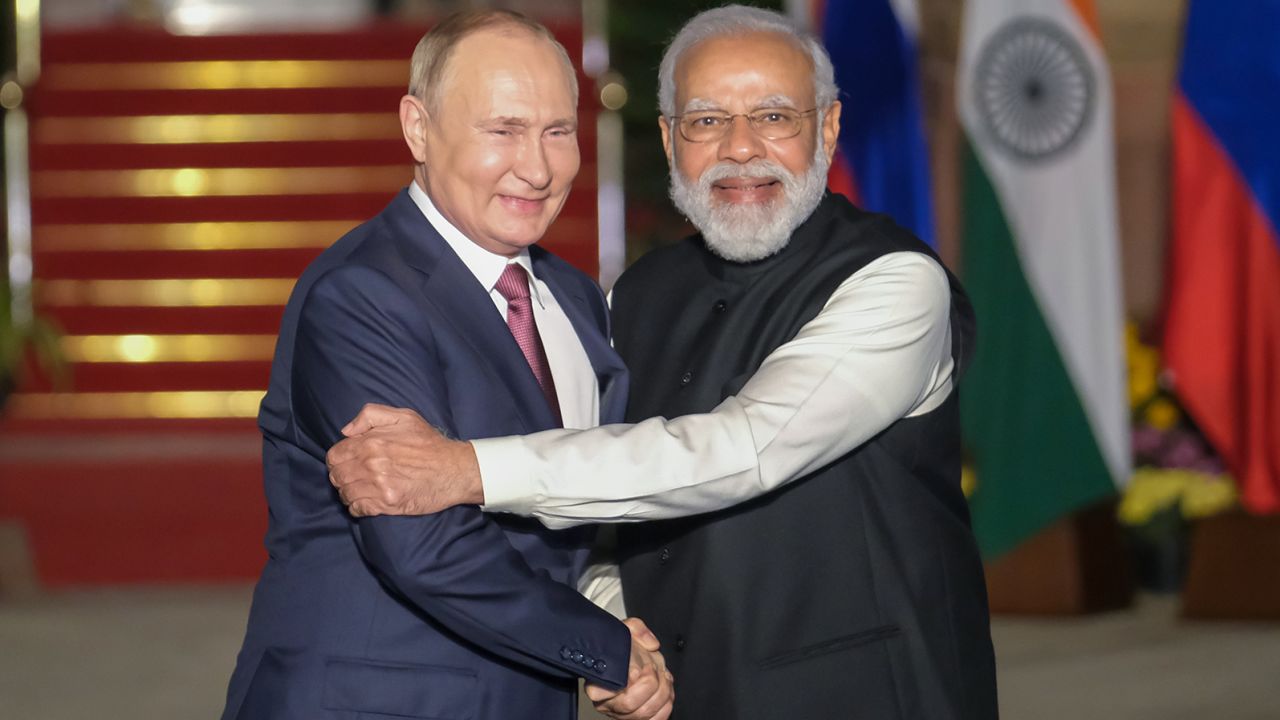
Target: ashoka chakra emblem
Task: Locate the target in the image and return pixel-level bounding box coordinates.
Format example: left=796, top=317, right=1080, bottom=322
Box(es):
left=973, top=18, right=1095, bottom=161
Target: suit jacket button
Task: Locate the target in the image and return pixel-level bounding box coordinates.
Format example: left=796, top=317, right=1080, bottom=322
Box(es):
left=680, top=371, right=693, bottom=386
left=713, top=300, right=728, bottom=313
left=594, top=659, right=608, bottom=673
left=675, top=635, right=686, bottom=651
left=659, top=548, right=671, bottom=564
left=572, top=651, right=585, bottom=663
left=560, top=646, right=573, bottom=660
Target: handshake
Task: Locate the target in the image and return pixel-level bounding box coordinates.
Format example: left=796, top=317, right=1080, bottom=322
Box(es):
left=587, top=618, right=674, bottom=720
left=328, top=406, right=673, bottom=717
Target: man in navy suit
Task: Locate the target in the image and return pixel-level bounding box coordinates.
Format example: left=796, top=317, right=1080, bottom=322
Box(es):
left=221, top=11, right=673, bottom=720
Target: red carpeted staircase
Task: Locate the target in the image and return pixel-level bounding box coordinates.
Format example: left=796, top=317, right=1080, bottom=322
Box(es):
left=0, top=22, right=596, bottom=586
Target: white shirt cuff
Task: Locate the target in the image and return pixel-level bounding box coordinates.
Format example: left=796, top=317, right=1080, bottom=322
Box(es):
left=474, top=436, right=541, bottom=516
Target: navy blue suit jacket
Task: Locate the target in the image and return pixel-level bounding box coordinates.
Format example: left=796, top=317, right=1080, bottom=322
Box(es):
left=222, top=190, right=632, bottom=720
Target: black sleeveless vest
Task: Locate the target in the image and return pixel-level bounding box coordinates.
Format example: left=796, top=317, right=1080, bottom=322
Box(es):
left=610, top=194, right=997, bottom=720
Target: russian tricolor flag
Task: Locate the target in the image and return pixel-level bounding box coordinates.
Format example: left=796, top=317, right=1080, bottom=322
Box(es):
left=1163, top=1, right=1280, bottom=512
left=793, top=0, right=935, bottom=246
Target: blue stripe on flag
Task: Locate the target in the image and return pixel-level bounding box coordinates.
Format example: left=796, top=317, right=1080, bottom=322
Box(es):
left=822, top=0, right=935, bottom=246
left=1179, top=0, right=1280, bottom=244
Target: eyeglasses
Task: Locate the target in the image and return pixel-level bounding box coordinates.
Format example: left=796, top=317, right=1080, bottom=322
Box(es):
left=670, top=108, right=818, bottom=143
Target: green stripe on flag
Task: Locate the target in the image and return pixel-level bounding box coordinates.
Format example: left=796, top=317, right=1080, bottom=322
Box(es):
left=960, top=143, right=1117, bottom=559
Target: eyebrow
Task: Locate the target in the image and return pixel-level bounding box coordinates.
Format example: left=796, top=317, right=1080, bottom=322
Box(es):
left=477, top=116, right=578, bottom=130
left=756, top=94, right=799, bottom=109
left=480, top=117, right=531, bottom=128
left=679, top=95, right=801, bottom=114
left=681, top=98, right=723, bottom=113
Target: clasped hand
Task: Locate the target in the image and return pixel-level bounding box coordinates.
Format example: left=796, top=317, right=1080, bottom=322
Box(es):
left=326, top=404, right=482, bottom=516
left=328, top=406, right=674, bottom=718
left=588, top=618, right=674, bottom=720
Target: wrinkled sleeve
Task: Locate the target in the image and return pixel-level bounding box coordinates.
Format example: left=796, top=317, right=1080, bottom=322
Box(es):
left=477, top=252, right=954, bottom=530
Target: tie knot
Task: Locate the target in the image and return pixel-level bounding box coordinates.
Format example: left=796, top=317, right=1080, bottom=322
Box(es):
left=495, top=263, right=531, bottom=302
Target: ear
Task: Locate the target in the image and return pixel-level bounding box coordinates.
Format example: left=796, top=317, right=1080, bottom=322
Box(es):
left=400, top=94, right=430, bottom=164
left=659, top=115, right=674, bottom=169
left=821, top=101, right=842, bottom=166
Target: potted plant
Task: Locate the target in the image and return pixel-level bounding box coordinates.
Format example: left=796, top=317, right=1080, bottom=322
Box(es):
left=1119, top=323, right=1237, bottom=592
left=0, top=278, right=64, bottom=409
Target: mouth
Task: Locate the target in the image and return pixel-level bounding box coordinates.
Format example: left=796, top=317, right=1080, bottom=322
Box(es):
left=709, top=177, right=782, bottom=203
left=497, top=194, right=549, bottom=215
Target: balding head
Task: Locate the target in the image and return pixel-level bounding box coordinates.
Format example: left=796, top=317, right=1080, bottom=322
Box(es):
left=407, top=9, right=578, bottom=114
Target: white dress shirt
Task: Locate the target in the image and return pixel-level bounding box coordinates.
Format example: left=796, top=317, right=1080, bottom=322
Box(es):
left=407, top=181, right=598, bottom=430
left=473, top=250, right=955, bottom=529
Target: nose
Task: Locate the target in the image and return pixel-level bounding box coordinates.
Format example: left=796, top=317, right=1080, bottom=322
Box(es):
left=717, top=114, right=766, bottom=164
left=512, top=135, right=552, bottom=189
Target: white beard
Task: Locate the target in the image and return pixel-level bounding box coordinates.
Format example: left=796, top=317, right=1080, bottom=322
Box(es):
left=669, top=141, right=831, bottom=263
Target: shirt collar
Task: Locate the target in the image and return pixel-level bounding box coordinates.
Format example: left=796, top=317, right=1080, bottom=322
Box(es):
left=408, top=180, right=545, bottom=308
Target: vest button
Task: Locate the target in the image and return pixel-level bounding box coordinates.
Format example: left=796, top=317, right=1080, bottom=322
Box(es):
left=674, top=635, right=687, bottom=650
left=680, top=371, right=693, bottom=386
left=659, top=547, right=671, bottom=564
left=713, top=299, right=727, bottom=313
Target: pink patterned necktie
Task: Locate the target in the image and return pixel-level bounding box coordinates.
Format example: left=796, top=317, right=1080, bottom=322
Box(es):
left=494, top=263, right=562, bottom=425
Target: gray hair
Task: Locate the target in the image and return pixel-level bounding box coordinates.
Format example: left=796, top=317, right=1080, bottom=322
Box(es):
left=657, top=5, right=839, bottom=117
left=408, top=9, right=578, bottom=112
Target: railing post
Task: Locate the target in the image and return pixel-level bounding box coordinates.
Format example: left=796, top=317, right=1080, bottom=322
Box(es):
left=3, top=0, right=40, bottom=329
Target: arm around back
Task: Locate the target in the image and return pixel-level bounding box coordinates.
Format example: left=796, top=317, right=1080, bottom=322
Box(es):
left=290, top=262, right=630, bottom=690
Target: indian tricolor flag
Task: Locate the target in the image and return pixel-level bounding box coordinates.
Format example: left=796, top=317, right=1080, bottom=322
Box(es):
left=956, top=0, right=1130, bottom=558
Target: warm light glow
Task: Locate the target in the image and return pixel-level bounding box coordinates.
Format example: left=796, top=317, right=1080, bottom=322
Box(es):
left=36, top=221, right=358, bottom=252
left=40, top=60, right=406, bottom=91
left=119, top=334, right=158, bottom=362
left=14, top=0, right=40, bottom=86
left=60, top=334, right=277, bottom=363
left=5, top=391, right=266, bottom=419
left=170, top=168, right=208, bottom=196
left=35, top=113, right=400, bottom=145
left=32, top=166, right=408, bottom=198
left=0, top=81, right=23, bottom=110
left=600, top=82, right=628, bottom=111
left=38, top=278, right=296, bottom=307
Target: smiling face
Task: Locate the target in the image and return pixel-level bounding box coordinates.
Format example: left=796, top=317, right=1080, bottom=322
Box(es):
left=661, top=31, right=841, bottom=262
left=400, top=27, right=579, bottom=257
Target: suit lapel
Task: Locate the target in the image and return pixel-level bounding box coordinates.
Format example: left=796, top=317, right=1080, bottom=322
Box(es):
left=383, top=190, right=558, bottom=433
left=533, top=251, right=630, bottom=425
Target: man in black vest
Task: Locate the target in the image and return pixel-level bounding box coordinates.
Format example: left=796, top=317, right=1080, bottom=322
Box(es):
left=327, top=6, right=997, bottom=719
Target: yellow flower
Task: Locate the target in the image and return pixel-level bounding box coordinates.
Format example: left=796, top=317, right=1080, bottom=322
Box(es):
left=1129, top=371, right=1158, bottom=408
left=1118, top=468, right=1188, bottom=525
left=1125, top=321, right=1141, bottom=351
left=1181, top=474, right=1238, bottom=519
left=1143, top=397, right=1181, bottom=430
left=1128, top=340, right=1161, bottom=402
left=1118, top=468, right=1238, bottom=526
left=961, top=465, right=977, bottom=498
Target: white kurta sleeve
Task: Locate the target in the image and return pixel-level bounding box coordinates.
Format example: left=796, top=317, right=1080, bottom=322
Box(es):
left=476, top=252, right=955, bottom=530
